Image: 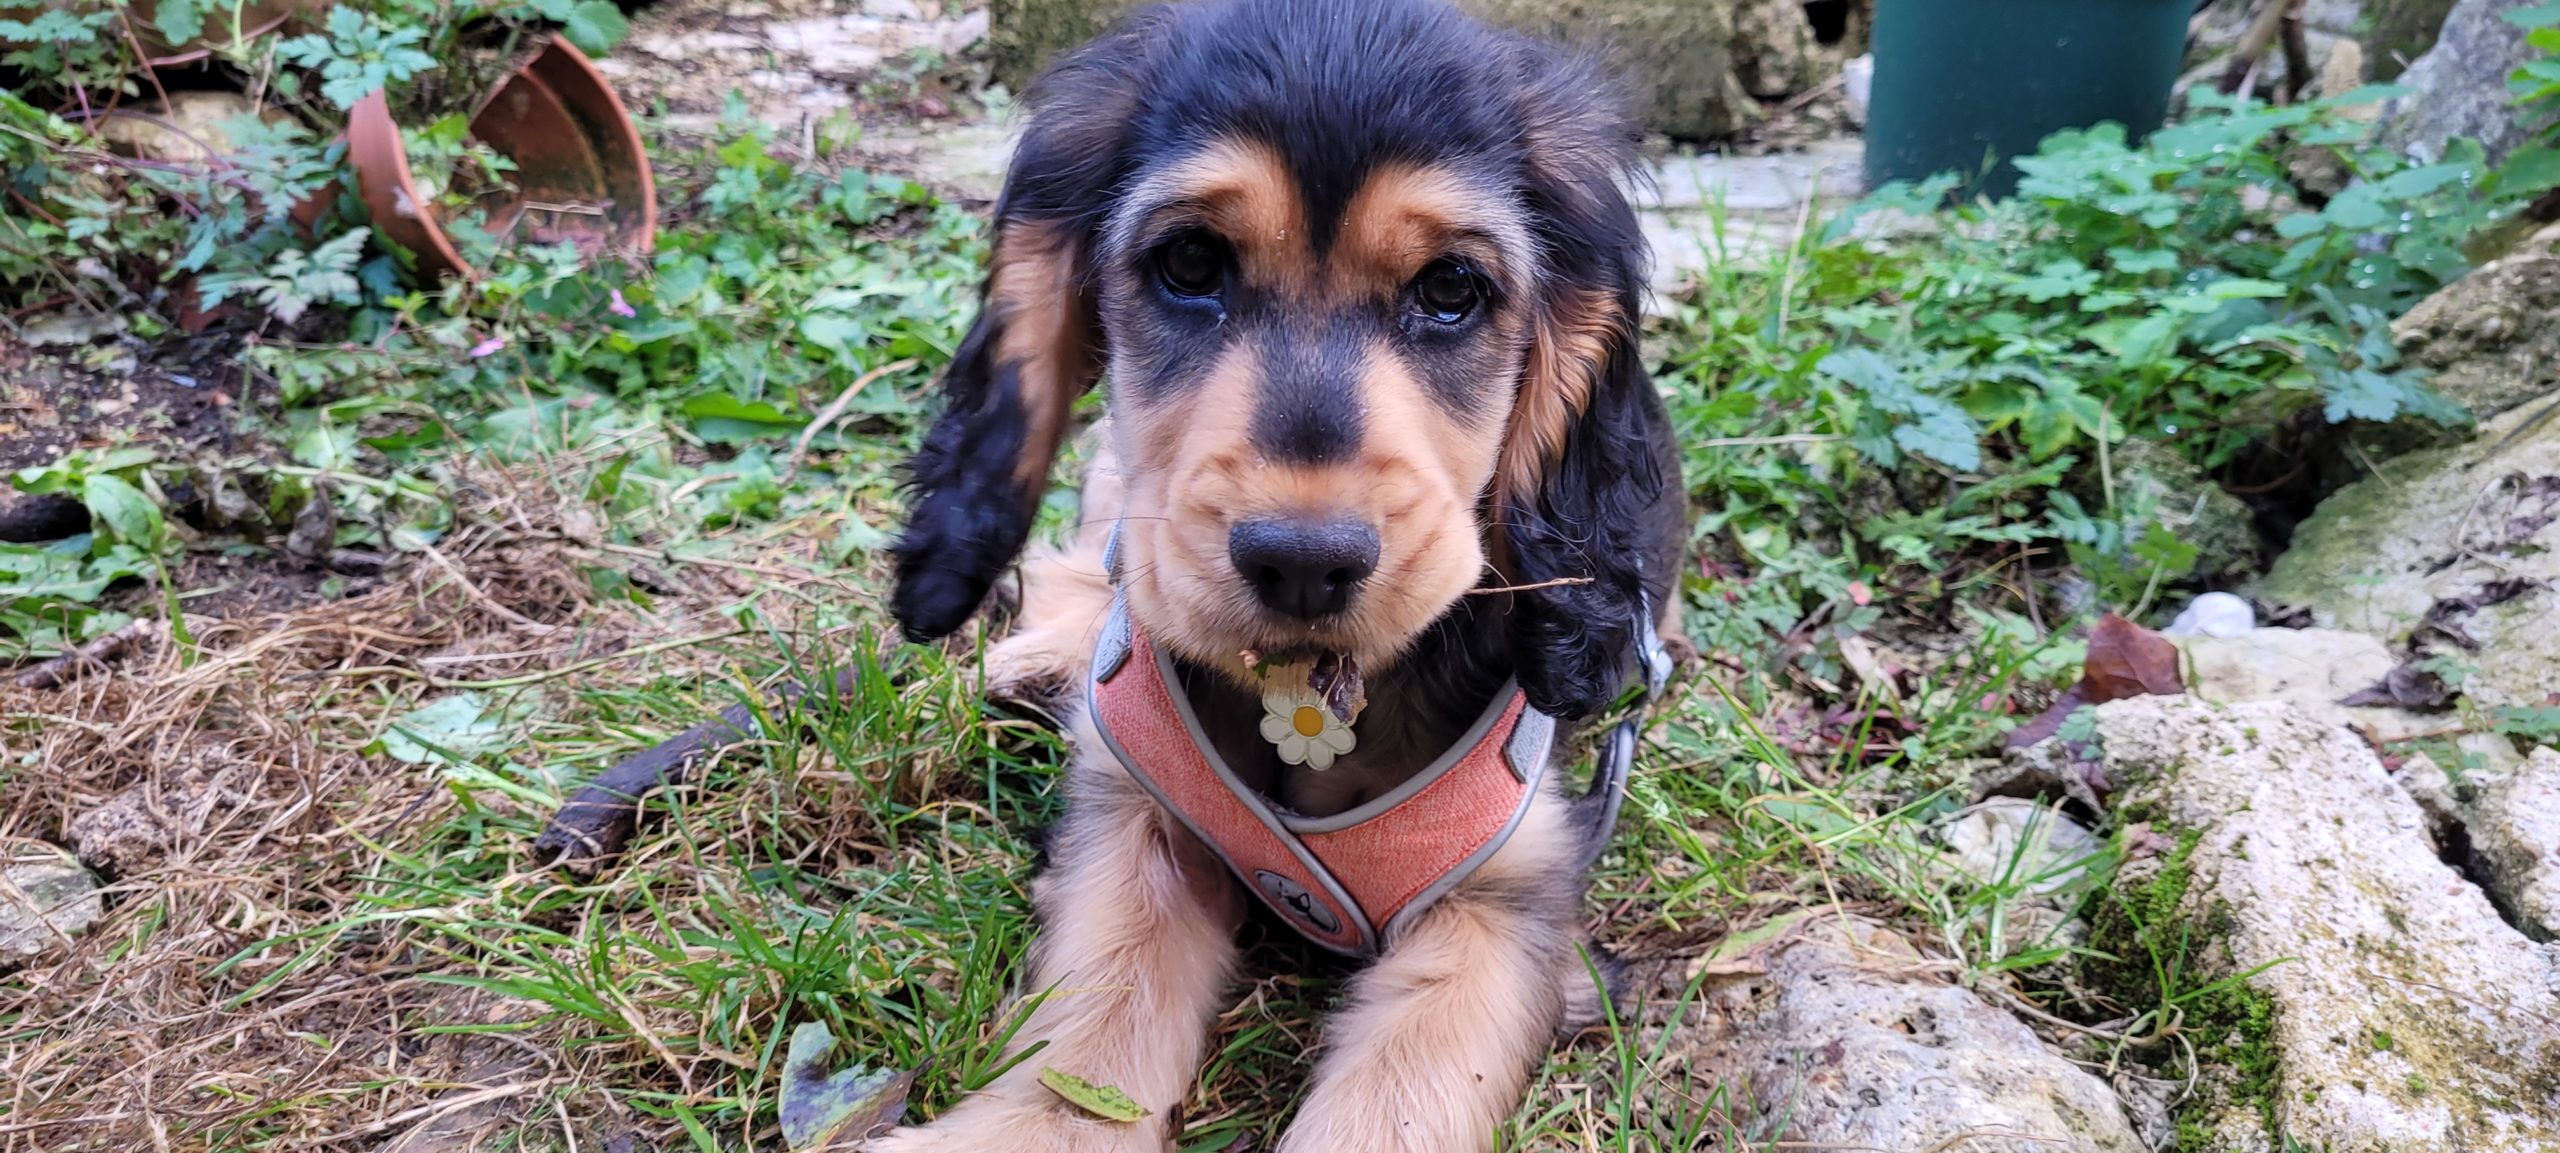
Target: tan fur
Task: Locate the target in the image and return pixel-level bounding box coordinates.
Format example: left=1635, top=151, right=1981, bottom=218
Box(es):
left=1113, top=339, right=1490, bottom=680
left=866, top=735, right=1245, bottom=1153
left=1333, top=163, right=1535, bottom=301
left=1101, top=150, right=1556, bottom=684
left=1111, top=138, right=1312, bottom=295
left=1277, top=789, right=1581, bottom=1152
left=990, top=221, right=1103, bottom=492
left=985, top=425, right=1126, bottom=708
left=1496, top=286, right=1620, bottom=512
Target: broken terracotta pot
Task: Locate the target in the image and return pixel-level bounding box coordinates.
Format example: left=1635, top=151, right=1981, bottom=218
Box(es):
left=346, top=36, right=655, bottom=283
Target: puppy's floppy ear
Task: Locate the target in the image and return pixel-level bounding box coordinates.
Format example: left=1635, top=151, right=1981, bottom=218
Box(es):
left=890, top=21, right=1154, bottom=642
left=1494, top=49, right=1680, bottom=721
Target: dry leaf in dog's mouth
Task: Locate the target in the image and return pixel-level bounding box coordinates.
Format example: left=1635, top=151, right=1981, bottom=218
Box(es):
left=1309, top=651, right=1366, bottom=725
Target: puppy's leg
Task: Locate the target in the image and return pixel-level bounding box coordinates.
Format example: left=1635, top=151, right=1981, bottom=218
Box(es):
left=869, top=745, right=1243, bottom=1153
left=1276, top=792, right=1584, bottom=1153
left=984, top=423, right=1126, bottom=710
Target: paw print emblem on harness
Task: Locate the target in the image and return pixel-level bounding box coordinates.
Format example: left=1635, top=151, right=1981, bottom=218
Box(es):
left=1255, top=870, right=1339, bottom=934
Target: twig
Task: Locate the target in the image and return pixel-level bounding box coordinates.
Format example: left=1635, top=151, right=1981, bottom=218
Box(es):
left=781, top=357, right=918, bottom=486
left=417, top=541, right=560, bottom=635
left=1693, top=433, right=1844, bottom=449
left=2279, top=0, right=2315, bottom=103
left=14, top=619, right=156, bottom=690
left=577, top=541, right=822, bottom=580
left=532, top=666, right=860, bottom=873
left=1466, top=576, right=1597, bottom=596
left=1772, top=73, right=1845, bottom=117
left=2216, top=0, right=2295, bottom=96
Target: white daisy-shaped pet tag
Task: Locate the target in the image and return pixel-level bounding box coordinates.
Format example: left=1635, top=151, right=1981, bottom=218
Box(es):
left=1261, top=678, right=1357, bottom=771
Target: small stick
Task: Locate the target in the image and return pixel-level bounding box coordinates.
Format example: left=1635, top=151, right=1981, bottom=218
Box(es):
left=532, top=666, right=857, bottom=872
left=782, top=358, right=919, bottom=486
left=2217, top=0, right=2294, bottom=96
left=2279, top=0, right=2315, bottom=103
left=14, top=618, right=156, bottom=690
left=1466, top=576, right=1597, bottom=596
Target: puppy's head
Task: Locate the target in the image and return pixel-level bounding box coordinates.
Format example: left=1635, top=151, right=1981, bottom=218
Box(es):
left=894, top=0, right=1658, bottom=719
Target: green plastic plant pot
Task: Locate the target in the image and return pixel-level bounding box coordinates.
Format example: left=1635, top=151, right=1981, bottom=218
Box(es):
left=1864, top=0, right=2193, bottom=199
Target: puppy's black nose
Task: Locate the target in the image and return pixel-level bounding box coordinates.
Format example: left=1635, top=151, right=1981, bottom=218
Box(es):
left=1229, top=519, right=1380, bottom=620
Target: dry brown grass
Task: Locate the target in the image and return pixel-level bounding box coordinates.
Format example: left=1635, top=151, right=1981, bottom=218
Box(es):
left=0, top=463, right=912, bottom=1151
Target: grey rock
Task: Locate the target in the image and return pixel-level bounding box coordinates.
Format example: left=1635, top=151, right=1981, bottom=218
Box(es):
left=21, top=310, right=125, bottom=347
left=1939, top=798, right=2101, bottom=896
left=0, top=840, right=103, bottom=967
left=2174, top=626, right=2438, bottom=740
left=2453, top=746, right=2560, bottom=942
left=2366, top=0, right=2459, bottom=80
left=2380, top=0, right=2541, bottom=166
left=2262, top=398, right=2560, bottom=712
left=1678, top=915, right=2144, bottom=1150
left=1667, top=912, right=2148, bottom=1152
left=2393, top=223, right=2560, bottom=423
left=2098, top=697, right=2560, bottom=1151
left=66, top=743, right=253, bottom=874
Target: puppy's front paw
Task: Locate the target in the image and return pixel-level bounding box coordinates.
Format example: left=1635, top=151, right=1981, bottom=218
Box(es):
left=866, top=1094, right=1168, bottom=1153
left=982, top=624, right=1090, bottom=717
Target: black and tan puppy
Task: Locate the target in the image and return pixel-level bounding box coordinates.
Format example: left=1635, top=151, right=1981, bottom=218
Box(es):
left=879, top=1, right=1685, bottom=1148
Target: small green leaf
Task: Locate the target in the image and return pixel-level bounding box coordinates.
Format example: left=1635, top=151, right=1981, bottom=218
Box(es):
left=681, top=395, right=804, bottom=443
left=81, top=474, right=161, bottom=552
left=2502, top=147, right=2560, bottom=196
left=561, top=0, right=630, bottom=54
left=2274, top=212, right=2329, bottom=239
left=153, top=0, right=205, bottom=46
left=375, top=693, right=509, bottom=765
left=2501, top=2, right=2560, bottom=28
left=1038, top=1068, right=1147, bottom=1123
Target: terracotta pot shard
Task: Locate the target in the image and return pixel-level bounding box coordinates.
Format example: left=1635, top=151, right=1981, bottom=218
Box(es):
left=345, top=36, right=656, bottom=283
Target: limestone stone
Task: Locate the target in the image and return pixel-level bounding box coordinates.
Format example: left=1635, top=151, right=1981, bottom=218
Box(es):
left=1938, top=798, right=2101, bottom=896
left=2366, top=0, right=2457, bottom=80
left=2454, top=746, right=2560, bottom=942
left=2098, top=697, right=2560, bottom=1151
left=2175, top=626, right=2422, bottom=738
left=0, top=840, right=102, bottom=967
left=2393, top=224, right=2560, bottom=424
left=1665, top=912, right=2148, bottom=1152
left=2262, top=398, right=2560, bottom=711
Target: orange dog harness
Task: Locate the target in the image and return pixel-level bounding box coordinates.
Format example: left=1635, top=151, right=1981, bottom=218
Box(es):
left=1082, top=527, right=1666, bottom=957
left=1088, top=600, right=1554, bottom=955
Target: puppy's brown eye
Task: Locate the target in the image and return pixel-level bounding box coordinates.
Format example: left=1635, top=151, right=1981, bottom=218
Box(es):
left=1412, top=258, right=1482, bottom=324
left=1154, top=233, right=1228, bottom=299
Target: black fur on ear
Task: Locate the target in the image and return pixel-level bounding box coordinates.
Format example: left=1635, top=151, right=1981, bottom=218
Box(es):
left=1493, top=40, right=1685, bottom=722
left=889, top=15, right=1163, bottom=642
left=1501, top=338, right=1683, bottom=722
